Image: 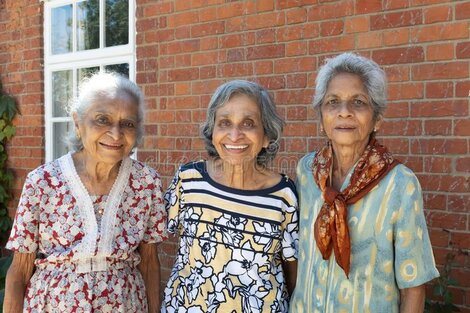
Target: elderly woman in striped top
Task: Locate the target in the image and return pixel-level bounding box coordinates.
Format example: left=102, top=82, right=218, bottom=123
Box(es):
left=162, top=80, right=299, bottom=313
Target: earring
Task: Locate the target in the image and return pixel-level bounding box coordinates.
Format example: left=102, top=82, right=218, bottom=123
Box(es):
left=319, top=125, right=325, bottom=135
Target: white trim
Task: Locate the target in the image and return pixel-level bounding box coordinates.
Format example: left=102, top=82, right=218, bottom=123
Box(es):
left=43, top=0, right=136, bottom=162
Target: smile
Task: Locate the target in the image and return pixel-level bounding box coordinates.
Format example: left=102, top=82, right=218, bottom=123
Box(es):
left=100, top=142, right=123, bottom=150
left=224, top=144, right=248, bottom=150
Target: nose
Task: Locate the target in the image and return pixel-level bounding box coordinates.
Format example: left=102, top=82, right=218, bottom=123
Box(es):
left=108, top=124, right=123, bottom=140
left=228, top=126, right=243, bottom=141
left=338, top=101, right=353, bottom=118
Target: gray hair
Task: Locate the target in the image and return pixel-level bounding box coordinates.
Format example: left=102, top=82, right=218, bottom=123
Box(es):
left=67, top=72, right=145, bottom=151
left=201, top=80, right=284, bottom=167
left=313, top=52, right=387, bottom=120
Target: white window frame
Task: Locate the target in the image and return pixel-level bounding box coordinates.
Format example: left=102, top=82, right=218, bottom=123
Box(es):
left=43, top=0, right=136, bottom=162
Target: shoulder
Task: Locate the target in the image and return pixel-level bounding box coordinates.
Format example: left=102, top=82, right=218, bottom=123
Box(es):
left=26, top=158, right=62, bottom=183
left=296, top=151, right=317, bottom=175
left=130, top=159, right=161, bottom=181
left=176, top=160, right=206, bottom=178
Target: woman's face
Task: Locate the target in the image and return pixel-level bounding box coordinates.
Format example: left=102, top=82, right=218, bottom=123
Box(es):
left=321, top=72, right=381, bottom=152
left=73, top=92, right=138, bottom=165
left=212, top=94, right=269, bottom=167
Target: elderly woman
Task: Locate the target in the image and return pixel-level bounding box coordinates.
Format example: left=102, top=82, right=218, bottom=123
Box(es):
left=289, top=53, right=439, bottom=313
left=162, top=80, right=299, bottom=313
left=4, top=72, right=167, bottom=312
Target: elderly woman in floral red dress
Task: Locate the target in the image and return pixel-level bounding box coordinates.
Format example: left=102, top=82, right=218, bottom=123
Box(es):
left=4, top=72, right=167, bottom=313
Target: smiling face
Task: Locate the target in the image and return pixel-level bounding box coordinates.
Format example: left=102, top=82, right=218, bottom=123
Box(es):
left=212, top=94, right=269, bottom=167
left=321, top=72, right=382, bottom=152
left=73, top=92, right=138, bottom=165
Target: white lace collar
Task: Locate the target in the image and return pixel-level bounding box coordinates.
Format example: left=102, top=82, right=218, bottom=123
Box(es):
left=58, top=152, right=132, bottom=272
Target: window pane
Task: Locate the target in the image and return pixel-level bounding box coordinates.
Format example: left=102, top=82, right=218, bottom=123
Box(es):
left=53, top=122, right=73, bottom=159
left=78, top=66, right=100, bottom=87
left=77, top=0, right=100, bottom=51
left=105, top=63, right=129, bottom=77
left=52, top=70, right=72, bottom=117
left=106, top=0, right=129, bottom=47
left=51, top=5, right=72, bottom=54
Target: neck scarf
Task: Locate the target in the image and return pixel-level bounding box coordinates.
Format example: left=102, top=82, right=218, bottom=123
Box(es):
left=312, top=137, right=400, bottom=278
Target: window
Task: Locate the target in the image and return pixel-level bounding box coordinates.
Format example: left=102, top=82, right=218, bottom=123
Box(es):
left=44, top=0, right=135, bottom=161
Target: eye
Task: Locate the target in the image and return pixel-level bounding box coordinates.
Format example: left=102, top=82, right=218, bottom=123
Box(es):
left=218, top=119, right=231, bottom=127
left=324, top=98, right=339, bottom=107
left=96, top=116, right=110, bottom=125
left=121, top=120, right=136, bottom=129
left=352, top=99, right=368, bottom=108
left=242, top=119, right=255, bottom=128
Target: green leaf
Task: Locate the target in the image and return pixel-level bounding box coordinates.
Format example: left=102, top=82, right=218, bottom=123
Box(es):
left=3, top=125, right=15, bottom=140
left=0, top=95, right=18, bottom=120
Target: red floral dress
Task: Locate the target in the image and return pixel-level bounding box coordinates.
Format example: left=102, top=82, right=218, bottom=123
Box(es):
left=7, top=153, right=167, bottom=312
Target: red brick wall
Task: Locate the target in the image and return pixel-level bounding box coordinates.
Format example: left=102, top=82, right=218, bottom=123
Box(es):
left=1, top=0, right=469, bottom=310
left=135, top=0, right=470, bottom=310
left=0, top=0, right=45, bottom=206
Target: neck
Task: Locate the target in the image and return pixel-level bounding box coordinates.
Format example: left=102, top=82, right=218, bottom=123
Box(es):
left=209, top=158, right=264, bottom=190
left=72, top=151, right=121, bottom=195
left=330, top=141, right=368, bottom=189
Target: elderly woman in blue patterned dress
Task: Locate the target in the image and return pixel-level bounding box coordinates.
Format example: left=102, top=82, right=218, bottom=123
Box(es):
left=163, top=80, right=299, bottom=313
left=4, top=72, right=167, bottom=313
left=289, top=53, right=439, bottom=313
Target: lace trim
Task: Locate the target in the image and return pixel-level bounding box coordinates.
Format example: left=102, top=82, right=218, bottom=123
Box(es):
left=59, top=153, right=132, bottom=272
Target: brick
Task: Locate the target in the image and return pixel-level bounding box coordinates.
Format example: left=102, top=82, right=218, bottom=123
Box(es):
left=283, top=122, right=316, bottom=136
left=200, top=66, right=216, bottom=79
left=456, top=157, right=470, bottom=173
left=384, top=65, right=410, bottom=82
left=344, top=16, right=369, bottom=33
left=410, top=100, right=468, bottom=117
left=191, top=80, right=224, bottom=95
left=448, top=195, right=470, bottom=213
left=226, top=48, right=245, bottom=62
left=411, top=22, right=469, bottom=43
left=219, top=33, right=255, bottom=49
left=383, top=28, right=410, bottom=46
left=218, top=63, right=253, bottom=77
left=455, top=119, right=470, bottom=136
left=411, top=139, right=467, bottom=155
left=427, top=43, right=454, bottom=61
left=355, top=0, right=381, bottom=14
left=428, top=228, right=449, bottom=247
left=286, top=41, right=307, bottom=56
left=200, top=37, right=218, bottom=51
left=425, top=82, right=453, bottom=98
left=255, top=76, right=285, bottom=90
left=168, top=11, right=199, bottom=28
left=423, top=193, right=446, bottom=210
left=456, top=1, right=470, bottom=20
left=274, top=57, right=316, bottom=74
left=419, top=174, right=468, bottom=193
left=412, top=62, right=468, bottom=80
left=175, top=25, right=190, bottom=39
left=309, top=36, right=355, bottom=54
left=286, top=73, right=308, bottom=88
left=456, top=42, right=470, bottom=59
left=371, top=10, right=422, bottom=30
left=254, top=60, right=273, bottom=75
left=423, top=156, right=452, bottom=173
left=308, top=1, right=354, bottom=21
left=192, top=51, right=222, bottom=66
left=245, top=12, right=285, bottom=30
left=383, top=0, right=410, bottom=10
left=381, top=120, right=422, bottom=136
left=385, top=102, right=409, bottom=118
left=456, top=81, right=470, bottom=97
left=320, top=20, right=344, bottom=36
left=191, top=21, right=224, bottom=38
left=388, top=83, right=424, bottom=100
left=256, top=29, right=276, bottom=44
left=357, top=32, right=383, bottom=49
left=424, top=5, right=451, bottom=24
left=373, top=47, right=424, bottom=65
left=198, top=7, right=217, bottom=22
left=286, top=7, right=307, bottom=25
left=381, top=138, right=409, bottom=154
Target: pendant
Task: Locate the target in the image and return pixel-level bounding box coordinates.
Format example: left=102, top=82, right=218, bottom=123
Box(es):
left=97, top=208, right=104, bottom=215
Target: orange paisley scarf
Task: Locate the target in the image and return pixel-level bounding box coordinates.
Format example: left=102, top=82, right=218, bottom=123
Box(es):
left=312, top=137, right=400, bottom=278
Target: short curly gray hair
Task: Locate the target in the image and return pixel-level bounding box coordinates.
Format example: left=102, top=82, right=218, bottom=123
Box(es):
left=201, top=80, right=284, bottom=167
left=67, top=72, right=145, bottom=152
left=313, top=52, right=387, bottom=121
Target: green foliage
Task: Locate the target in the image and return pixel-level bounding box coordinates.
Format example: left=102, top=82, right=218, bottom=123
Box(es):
left=0, top=88, right=18, bottom=244
left=425, top=247, right=462, bottom=313
left=0, top=84, right=18, bottom=312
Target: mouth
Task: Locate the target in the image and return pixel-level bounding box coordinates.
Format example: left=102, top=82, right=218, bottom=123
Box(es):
left=223, top=144, right=249, bottom=152
left=335, top=125, right=356, bottom=131
left=100, top=142, right=124, bottom=150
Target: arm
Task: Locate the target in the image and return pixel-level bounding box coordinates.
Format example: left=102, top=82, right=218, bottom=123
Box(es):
left=138, top=243, right=161, bottom=313
left=400, top=285, right=425, bottom=313
left=3, top=252, right=35, bottom=313
left=282, top=260, right=298, bottom=296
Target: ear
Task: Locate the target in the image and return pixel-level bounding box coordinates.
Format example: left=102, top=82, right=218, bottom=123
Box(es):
left=374, top=115, right=383, bottom=132
left=263, top=135, right=269, bottom=149
left=72, top=112, right=81, bottom=134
